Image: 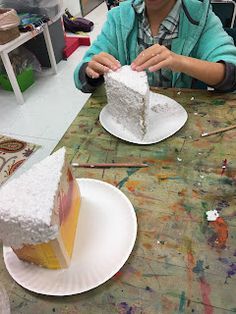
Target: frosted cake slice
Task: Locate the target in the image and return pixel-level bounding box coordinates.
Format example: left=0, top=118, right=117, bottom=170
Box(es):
left=104, top=65, right=150, bottom=140
left=0, top=147, right=81, bottom=269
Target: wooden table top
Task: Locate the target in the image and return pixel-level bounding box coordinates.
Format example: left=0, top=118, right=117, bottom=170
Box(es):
left=1, top=86, right=236, bottom=314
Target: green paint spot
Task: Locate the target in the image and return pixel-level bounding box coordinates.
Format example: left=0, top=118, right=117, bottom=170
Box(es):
left=117, top=168, right=139, bottom=189
left=211, top=99, right=225, bottom=106
left=179, top=291, right=186, bottom=312
left=117, top=177, right=129, bottom=189
left=193, top=260, right=204, bottom=275
left=168, top=176, right=182, bottom=180
left=219, top=177, right=233, bottom=186
left=201, top=201, right=208, bottom=209
left=154, top=148, right=168, bottom=159
left=127, top=168, right=139, bottom=177
left=183, top=204, right=193, bottom=213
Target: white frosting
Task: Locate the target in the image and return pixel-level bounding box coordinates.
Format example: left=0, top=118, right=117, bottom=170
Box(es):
left=106, top=65, right=148, bottom=95
left=104, top=65, right=150, bottom=140
left=0, top=147, right=66, bottom=248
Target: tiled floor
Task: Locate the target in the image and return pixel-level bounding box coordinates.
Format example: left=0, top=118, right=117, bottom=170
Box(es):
left=0, top=2, right=107, bottom=176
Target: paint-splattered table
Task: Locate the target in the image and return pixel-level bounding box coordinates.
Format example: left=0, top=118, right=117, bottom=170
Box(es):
left=1, top=86, right=236, bottom=314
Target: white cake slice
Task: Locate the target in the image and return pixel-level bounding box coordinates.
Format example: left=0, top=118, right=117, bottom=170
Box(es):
left=0, top=147, right=81, bottom=269
left=104, top=65, right=150, bottom=140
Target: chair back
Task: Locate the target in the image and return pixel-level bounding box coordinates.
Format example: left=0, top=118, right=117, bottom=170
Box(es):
left=211, top=0, right=236, bottom=28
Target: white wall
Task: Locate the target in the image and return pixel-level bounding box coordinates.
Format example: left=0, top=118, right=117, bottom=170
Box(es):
left=62, top=0, right=81, bottom=16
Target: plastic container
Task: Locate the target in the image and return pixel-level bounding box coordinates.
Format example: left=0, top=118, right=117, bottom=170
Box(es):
left=0, top=67, right=34, bottom=92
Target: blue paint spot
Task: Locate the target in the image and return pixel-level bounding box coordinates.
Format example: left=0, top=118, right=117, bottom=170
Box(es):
left=219, top=257, right=229, bottom=265
left=179, top=291, right=186, bottom=312
left=119, top=302, right=133, bottom=314
left=227, top=263, right=236, bottom=278
left=192, top=260, right=204, bottom=275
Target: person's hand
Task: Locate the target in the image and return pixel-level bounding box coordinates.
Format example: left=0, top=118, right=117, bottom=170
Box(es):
left=131, top=44, right=181, bottom=73
left=85, top=52, right=121, bottom=79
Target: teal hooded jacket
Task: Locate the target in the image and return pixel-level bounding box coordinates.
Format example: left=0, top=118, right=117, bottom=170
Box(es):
left=74, top=0, right=236, bottom=90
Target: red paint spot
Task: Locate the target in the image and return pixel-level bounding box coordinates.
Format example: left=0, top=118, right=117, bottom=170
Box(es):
left=58, top=169, right=74, bottom=224
left=127, top=186, right=135, bottom=192
left=143, top=243, right=152, bottom=250
left=125, top=180, right=139, bottom=193
left=113, top=271, right=123, bottom=281
left=200, top=277, right=213, bottom=314
left=172, top=202, right=185, bottom=212
left=161, top=215, right=172, bottom=221
left=186, top=251, right=195, bottom=292
left=209, top=217, right=228, bottom=248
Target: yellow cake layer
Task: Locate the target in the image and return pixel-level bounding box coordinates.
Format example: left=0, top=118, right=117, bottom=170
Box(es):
left=13, top=167, right=81, bottom=269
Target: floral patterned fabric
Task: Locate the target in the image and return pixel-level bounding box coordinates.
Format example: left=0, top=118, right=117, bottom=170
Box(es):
left=0, top=135, right=39, bottom=186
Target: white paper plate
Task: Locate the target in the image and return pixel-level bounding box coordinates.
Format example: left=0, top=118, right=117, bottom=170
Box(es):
left=100, top=91, right=188, bottom=144
left=3, top=178, right=137, bottom=296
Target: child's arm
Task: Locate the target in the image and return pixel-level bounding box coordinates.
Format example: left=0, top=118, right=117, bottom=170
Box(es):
left=131, top=45, right=225, bottom=87
left=132, top=9, right=236, bottom=91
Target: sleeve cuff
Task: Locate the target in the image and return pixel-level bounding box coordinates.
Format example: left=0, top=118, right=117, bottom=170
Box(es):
left=79, top=62, right=104, bottom=93
left=212, top=61, right=236, bottom=92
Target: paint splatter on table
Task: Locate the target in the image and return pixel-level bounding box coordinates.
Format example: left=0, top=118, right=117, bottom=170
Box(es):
left=1, top=87, right=236, bottom=314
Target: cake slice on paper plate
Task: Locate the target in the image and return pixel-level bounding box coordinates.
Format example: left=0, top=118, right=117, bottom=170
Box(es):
left=0, top=147, right=81, bottom=269
left=104, top=65, right=150, bottom=140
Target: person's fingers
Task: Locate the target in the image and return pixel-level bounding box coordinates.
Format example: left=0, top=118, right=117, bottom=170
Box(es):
left=88, top=60, right=110, bottom=75
left=93, top=52, right=121, bottom=70
left=131, top=51, right=150, bottom=69
left=85, top=66, right=100, bottom=79
left=86, top=52, right=121, bottom=79
left=102, top=53, right=121, bottom=69
left=134, top=52, right=162, bottom=71
left=131, top=44, right=162, bottom=69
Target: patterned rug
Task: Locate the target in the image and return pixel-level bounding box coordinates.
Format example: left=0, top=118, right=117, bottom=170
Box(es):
left=0, top=135, right=39, bottom=186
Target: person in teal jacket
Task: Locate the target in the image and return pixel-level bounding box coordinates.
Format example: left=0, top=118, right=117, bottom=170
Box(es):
left=74, top=0, right=236, bottom=92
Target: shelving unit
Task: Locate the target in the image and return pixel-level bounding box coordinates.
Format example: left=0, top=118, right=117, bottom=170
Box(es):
left=0, top=23, right=57, bottom=105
